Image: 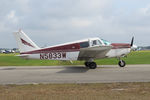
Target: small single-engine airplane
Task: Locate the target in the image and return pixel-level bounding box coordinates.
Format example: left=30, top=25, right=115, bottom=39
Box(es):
left=13, top=29, right=135, bottom=69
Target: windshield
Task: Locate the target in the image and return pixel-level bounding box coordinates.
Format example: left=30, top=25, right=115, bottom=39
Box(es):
left=101, top=39, right=111, bottom=45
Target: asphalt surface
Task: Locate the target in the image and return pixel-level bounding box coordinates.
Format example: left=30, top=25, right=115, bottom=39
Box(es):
left=0, top=65, right=150, bottom=84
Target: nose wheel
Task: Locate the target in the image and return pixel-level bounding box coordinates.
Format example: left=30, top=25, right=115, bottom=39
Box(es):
left=85, top=62, right=97, bottom=69
left=118, top=60, right=126, bottom=67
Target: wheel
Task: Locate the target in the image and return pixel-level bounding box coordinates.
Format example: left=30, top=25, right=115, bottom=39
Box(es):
left=84, top=62, right=90, bottom=67
left=89, top=62, right=97, bottom=69
left=118, top=60, right=126, bottom=67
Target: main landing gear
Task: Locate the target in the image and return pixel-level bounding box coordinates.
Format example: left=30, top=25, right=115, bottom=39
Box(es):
left=85, top=62, right=97, bottom=69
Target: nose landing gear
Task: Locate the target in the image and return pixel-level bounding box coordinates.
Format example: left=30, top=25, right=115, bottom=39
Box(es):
left=118, top=60, right=126, bottom=67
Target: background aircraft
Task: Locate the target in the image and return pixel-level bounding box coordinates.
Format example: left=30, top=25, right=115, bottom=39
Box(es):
left=13, top=29, right=135, bottom=69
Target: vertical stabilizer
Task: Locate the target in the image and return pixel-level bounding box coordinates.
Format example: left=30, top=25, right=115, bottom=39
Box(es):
left=13, top=29, right=40, bottom=53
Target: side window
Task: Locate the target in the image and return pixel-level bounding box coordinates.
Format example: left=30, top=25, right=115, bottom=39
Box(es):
left=92, top=40, right=97, bottom=46
left=80, top=42, right=89, bottom=48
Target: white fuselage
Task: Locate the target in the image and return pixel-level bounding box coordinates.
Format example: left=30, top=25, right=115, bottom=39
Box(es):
left=22, top=38, right=131, bottom=61
left=26, top=51, right=80, bottom=61
left=25, top=48, right=131, bottom=60
left=13, top=30, right=134, bottom=69
left=106, top=48, right=131, bottom=58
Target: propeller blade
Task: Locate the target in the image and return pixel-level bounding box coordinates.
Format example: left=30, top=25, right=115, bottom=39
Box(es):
left=130, top=37, right=134, bottom=47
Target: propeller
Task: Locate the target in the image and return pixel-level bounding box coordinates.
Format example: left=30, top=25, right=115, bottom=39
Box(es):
left=130, top=37, right=134, bottom=47
left=130, top=36, right=138, bottom=50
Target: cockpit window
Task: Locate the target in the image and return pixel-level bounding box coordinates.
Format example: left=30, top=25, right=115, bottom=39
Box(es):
left=97, top=40, right=103, bottom=46
left=92, top=40, right=97, bottom=46
left=101, top=39, right=111, bottom=45
left=92, top=40, right=103, bottom=46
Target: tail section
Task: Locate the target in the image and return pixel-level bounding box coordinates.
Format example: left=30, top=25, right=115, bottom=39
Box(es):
left=13, top=29, right=40, bottom=53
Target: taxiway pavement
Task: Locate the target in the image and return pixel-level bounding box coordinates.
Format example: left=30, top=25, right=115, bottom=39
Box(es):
left=0, top=65, right=150, bottom=84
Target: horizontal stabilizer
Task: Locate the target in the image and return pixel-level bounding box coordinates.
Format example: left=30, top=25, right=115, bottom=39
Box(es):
left=16, top=54, right=29, bottom=59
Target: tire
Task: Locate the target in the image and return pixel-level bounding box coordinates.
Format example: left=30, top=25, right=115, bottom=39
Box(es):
left=89, top=62, right=97, bottom=69
left=118, top=60, right=126, bottom=67
left=84, top=62, right=90, bottom=67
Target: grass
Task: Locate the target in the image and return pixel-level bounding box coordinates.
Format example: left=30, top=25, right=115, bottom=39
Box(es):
left=0, top=82, right=150, bottom=100
left=0, top=52, right=150, bottom=100
left=0, top=51, right=150, bottom=66
left=0, top=53, right=83, bottom=66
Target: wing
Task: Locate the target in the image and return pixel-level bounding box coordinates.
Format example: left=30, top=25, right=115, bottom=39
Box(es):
left=78, top=45, right=112, bottom=60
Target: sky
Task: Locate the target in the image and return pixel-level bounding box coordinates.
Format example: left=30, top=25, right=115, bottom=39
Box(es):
left=0, top=0, right=150, bottom=48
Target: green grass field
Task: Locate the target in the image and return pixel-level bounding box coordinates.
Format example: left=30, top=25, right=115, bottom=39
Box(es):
left=0, top=51, right=150, bottom=66
left=0, top=52, right=150, bottom=100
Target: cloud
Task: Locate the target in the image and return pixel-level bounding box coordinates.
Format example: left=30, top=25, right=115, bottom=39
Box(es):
left=0, top=0, right=150, bottom=48
left=70, top=18, right=92, bottom=28
left=7, top=10, right=18, bottom=24
left=139, top=5, right=150, bottom=16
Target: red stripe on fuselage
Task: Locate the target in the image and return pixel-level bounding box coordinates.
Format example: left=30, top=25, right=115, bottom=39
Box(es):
left=21, top=43, right=80, bottom=54
left=111, top=43, right=131, bottom=49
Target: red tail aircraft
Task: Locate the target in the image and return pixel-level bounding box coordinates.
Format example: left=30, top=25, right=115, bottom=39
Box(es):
left=13, top=29, right=135, bottom=69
